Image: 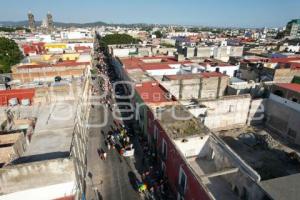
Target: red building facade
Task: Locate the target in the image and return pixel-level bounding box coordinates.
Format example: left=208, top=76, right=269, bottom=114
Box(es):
left=147, top=110, right=211, bottom=200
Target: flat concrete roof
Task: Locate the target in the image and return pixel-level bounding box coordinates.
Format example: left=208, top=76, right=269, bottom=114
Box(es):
left=0, top=158, right=75, bottom=195
left=260, top=173, right=300, bottom=200
left=9, top=100, right=77, bottom=164
left=188, top=157, right=239, bottom=200
left=126, top=68, right=154, bottom=83
left=155, top=105, right=209, bottom=139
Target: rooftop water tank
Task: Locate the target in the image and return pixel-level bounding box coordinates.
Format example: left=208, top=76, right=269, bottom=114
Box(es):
left=8, top=98, right=18, bottom=106
left=21, top=99, right=30, bottom=106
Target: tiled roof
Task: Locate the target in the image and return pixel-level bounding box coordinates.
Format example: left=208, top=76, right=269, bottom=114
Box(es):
left=121, top=56, right=192, bottom=71
left=276, top=83, right=300, bottom=93
left=135, top=81, right=176, bottom=104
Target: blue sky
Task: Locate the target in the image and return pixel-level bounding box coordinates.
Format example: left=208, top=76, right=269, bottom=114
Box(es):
left=0, top=0, right=299, bottom=27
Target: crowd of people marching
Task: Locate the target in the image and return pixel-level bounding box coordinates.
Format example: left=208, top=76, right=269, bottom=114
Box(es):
left=93, top=51, right=173, bottom=199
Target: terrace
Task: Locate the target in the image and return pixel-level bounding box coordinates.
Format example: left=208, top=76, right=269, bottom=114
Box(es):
left=155, top=105, right=209, bottom=139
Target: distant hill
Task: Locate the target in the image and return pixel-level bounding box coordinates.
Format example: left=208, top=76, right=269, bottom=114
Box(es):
left=0, top=20, right=108, bottom=28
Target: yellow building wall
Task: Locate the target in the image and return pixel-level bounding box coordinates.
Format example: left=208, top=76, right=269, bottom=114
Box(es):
left=44, top=43, right=67, bottom=49
left=62, top=53, right=80, bottom=61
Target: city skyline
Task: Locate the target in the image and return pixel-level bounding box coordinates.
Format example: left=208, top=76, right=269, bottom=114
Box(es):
left=1, top=0, right=300, bottom=28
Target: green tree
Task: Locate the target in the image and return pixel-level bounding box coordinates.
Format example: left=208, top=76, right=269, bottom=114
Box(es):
left=154, top=30, right=163, bottom=38
left=0, top=27, right=31, bottom=33
left=101, top=34, right=140, bottom=45
left=0, top=37, right=23, bottom=73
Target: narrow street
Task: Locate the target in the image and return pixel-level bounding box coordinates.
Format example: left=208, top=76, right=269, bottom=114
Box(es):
left=86, top=101, right=141, bottom=200
left=85, top=43, right=142, bottom=200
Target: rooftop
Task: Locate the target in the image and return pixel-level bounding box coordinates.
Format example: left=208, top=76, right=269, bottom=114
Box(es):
left=217, top=127, right=300, bottom=181
left=276, top=83, right=300, bottom=94
left=126, top=68, right=154, bottom=83
left=6, top=100, right=77, bottom=164
left=154, top=105, right=209, bottom=139
left=188, top=156, right=240, bottom=200
left=0, top=158, right=75, bottom=195
left=135, top=81, right=177, bottom=104
left=259, top=173, right=300, bottom=200
left=121, top=56, right=192, bottom=71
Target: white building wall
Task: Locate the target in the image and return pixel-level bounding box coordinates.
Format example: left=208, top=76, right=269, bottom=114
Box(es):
left=112, top=48, right=137, bottom=57
left=206, top=65, right=239, bottom=77
left=0, top=182, right=75, bottom=200
left=174, top=135, right=210, bottom=158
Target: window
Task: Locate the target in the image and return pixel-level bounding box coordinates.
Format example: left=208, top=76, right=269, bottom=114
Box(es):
left=162, top=139, right=167, bottom=160
left=178, top=167, right=187, bottom=195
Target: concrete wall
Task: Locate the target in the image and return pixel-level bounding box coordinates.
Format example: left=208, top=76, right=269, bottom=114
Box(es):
left=273, top=68, right=300, bottom=83
left=184, top=47, right=195, bottom=58
left=214, top=46, right=229, bottom=62
left=0, top=132, right=27, bottom=165
left=265, top=97, right=300, bottom=145
left=227, top=84, right=256, bottom=95
left=72, top=71, right=92, bottom=197
left=247, top=99, right=266, bottom=125
left=152, top=47, right=177, bottom=56
left=196, top=47, right=212, bottom=58
left=239, top=68, right=259, bottom=82
left=206, top=136, right=265, bottom=200
left=269, top=93, right=300, bottom=112
left=161, top=76, right=229, bottom=100
left=174, top=135, right=210, bottom=158
left=12, top=68, right=87, bottom=83
left=206, top=65, right=239, bottom=77
left=112, top=48, right=137, bottom=57
left=200, top=95, right=251, bottom=131
left=229, top=46, right=244, bottom=57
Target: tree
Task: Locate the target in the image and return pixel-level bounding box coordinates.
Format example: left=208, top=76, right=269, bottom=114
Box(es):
left=100, top=34, right=140, bottom=45
left=154, top=31, right=163, bottom=38
left=0, top=27, right=31, bottom=33
left=0, top=37, right=23, bottom=73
